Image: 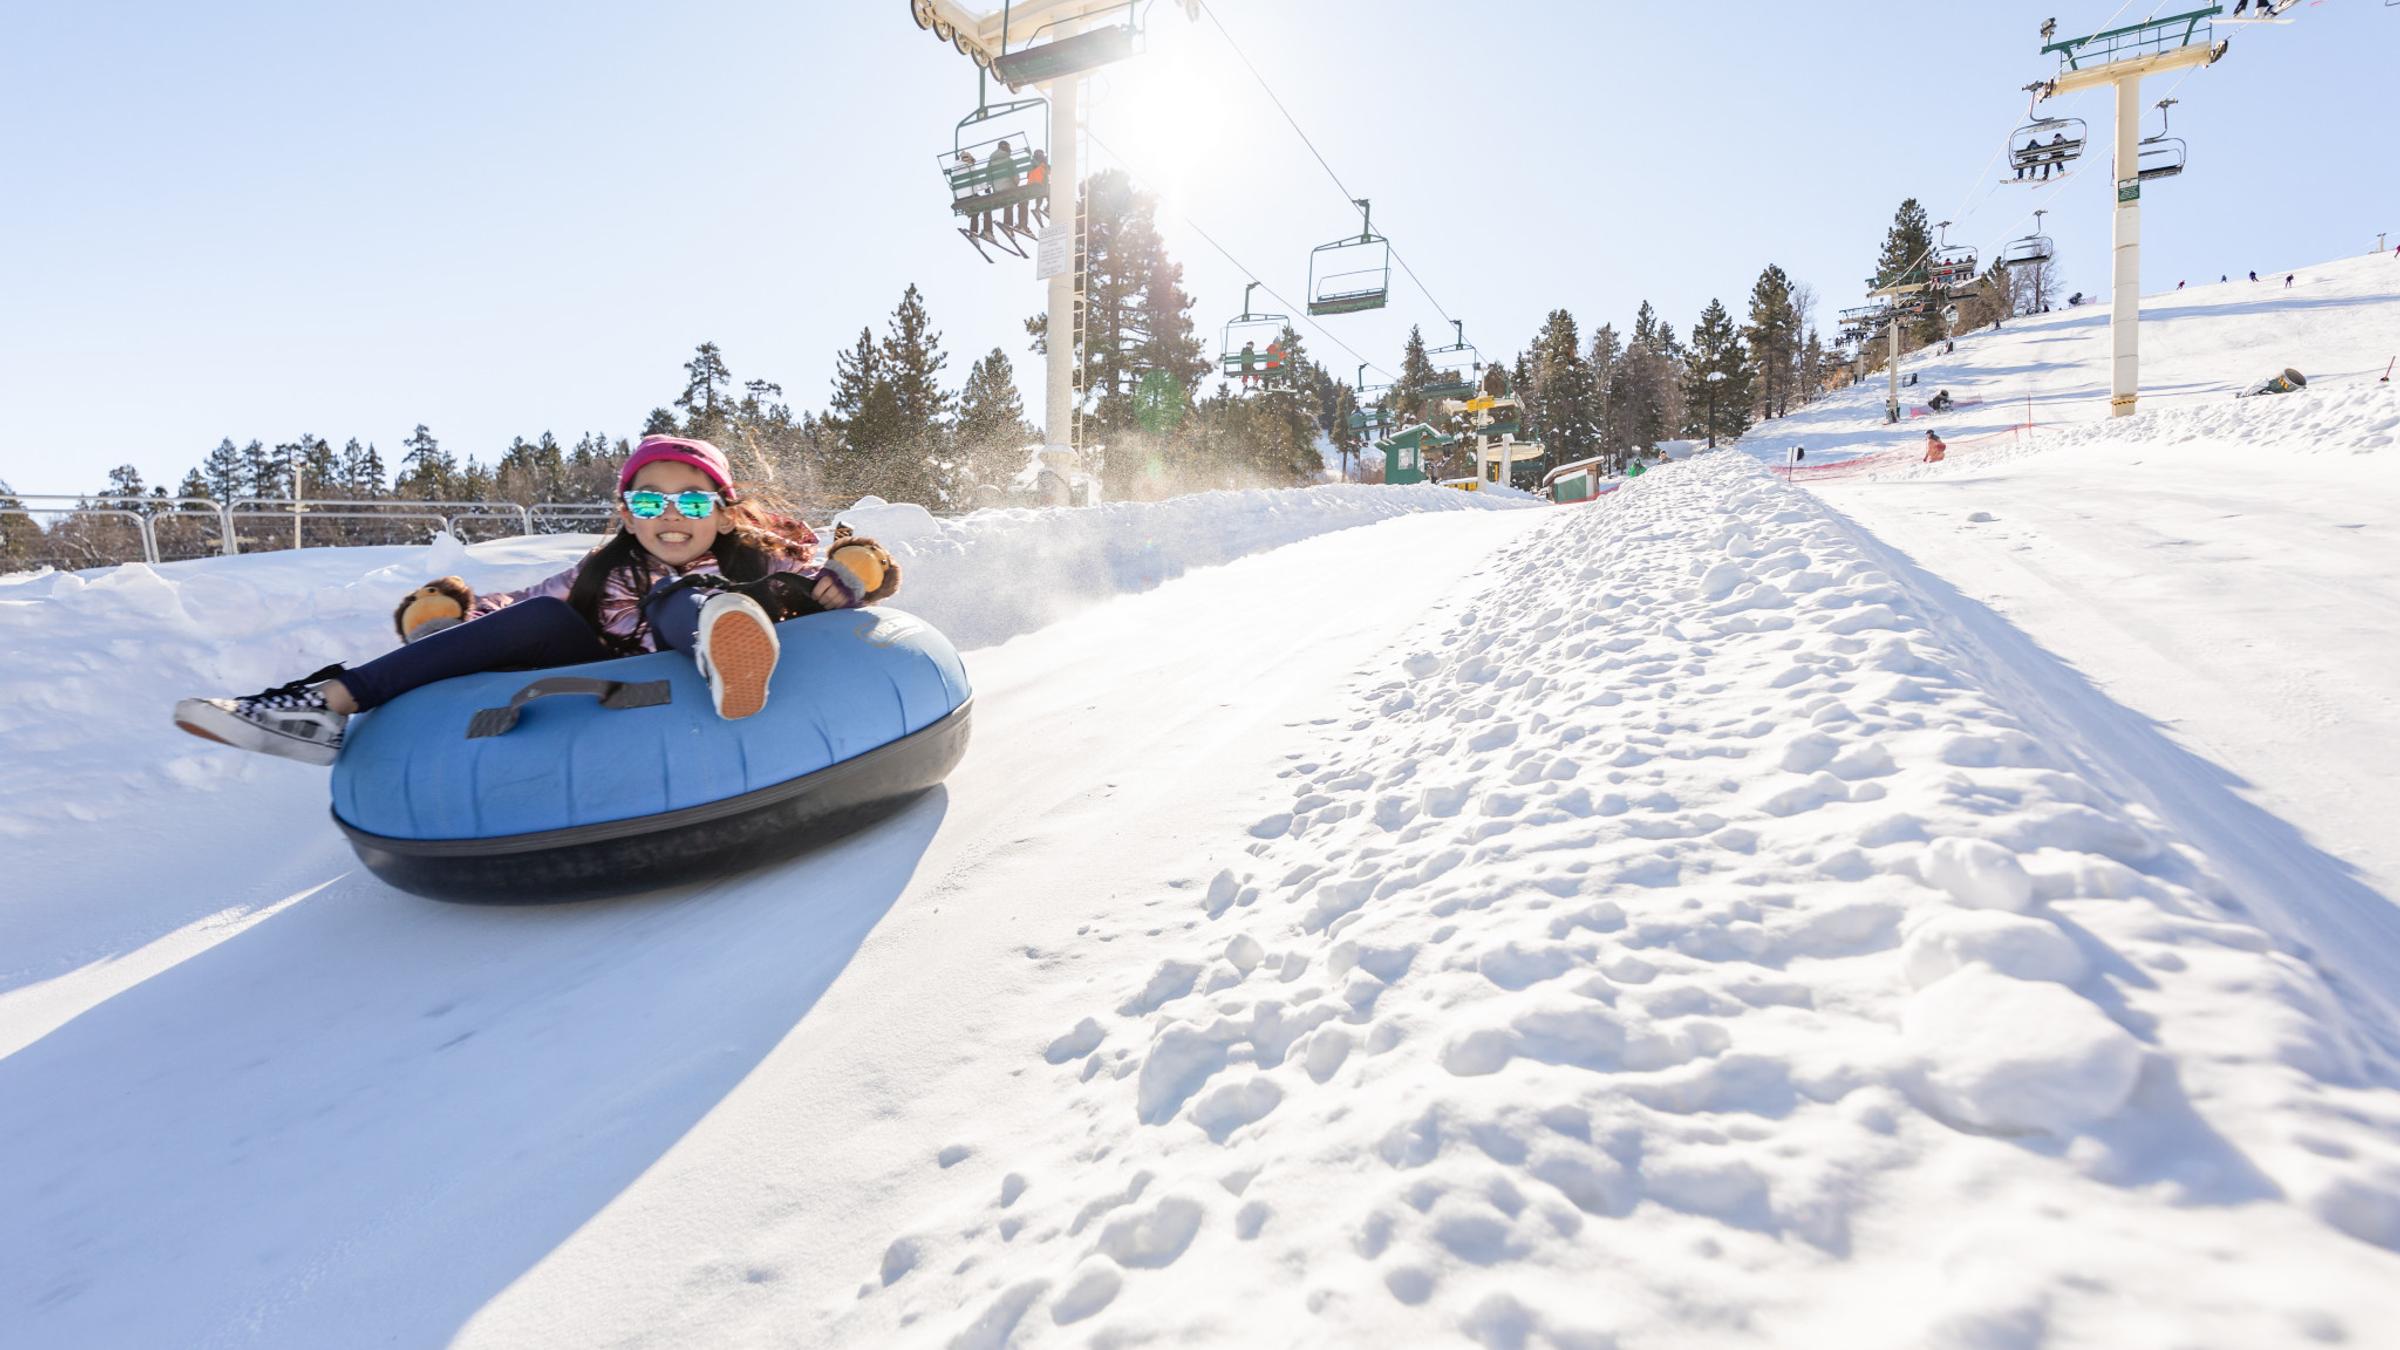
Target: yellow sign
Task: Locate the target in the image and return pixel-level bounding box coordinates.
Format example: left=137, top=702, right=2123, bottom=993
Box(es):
left=1464, top=396, right=1497, bottom=412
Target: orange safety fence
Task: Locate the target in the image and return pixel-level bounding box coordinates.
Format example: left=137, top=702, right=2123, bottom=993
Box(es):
left=1778, top=415, right=2037, bottom=483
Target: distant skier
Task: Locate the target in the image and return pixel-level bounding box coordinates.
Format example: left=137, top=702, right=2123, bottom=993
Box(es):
left=2249, top=271, right=2259, bottom=282
left=2017, top=136, right=2042, bottom=180
left=1923, top=431, right=1948, bottom=464
left=2286, top=274, right=2295, bottom=287
left=2237, top=368, right=2307, bottom=398
left=1928, top=389, right=1955, bottom=413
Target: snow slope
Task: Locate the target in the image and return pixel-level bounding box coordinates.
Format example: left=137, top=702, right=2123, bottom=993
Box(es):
left=1741, top=249, right=2400, bottom=928
left=7, top=454, right=2400, bottom=1347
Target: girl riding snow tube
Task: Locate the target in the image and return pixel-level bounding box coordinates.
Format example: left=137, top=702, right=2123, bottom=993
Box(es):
left=173, top=435, right=967, bottom=900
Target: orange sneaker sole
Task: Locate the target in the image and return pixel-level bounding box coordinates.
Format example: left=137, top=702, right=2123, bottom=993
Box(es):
left=705, top=608, right=777, bottom=720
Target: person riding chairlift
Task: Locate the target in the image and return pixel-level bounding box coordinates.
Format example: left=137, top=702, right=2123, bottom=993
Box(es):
left=983, top=139, right=1021, bottom=240
left=1025, top=149, right=1050, bottom=227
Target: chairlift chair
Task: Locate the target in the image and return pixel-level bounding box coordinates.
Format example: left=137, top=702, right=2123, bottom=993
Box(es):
left=1423, top=320, right=1479, bottom=400
left=1928, top=246, right=1980, bottom=290
left=1347, top=364, right=1394, bottom=437
left=1222, top=283, right=1295, bottom=391
left=2006, top=84, right=2087, bottom=183
left=2137, top=97, right=2187, bottom=181
left=2000, top=233, right=2055, bottom=267
left=1308, top=199, right=1392, bottom=317
left=939, top=76, right=1051, bottom=263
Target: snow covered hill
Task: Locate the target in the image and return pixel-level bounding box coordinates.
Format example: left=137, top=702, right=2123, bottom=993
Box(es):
left=6, top=441, right=2400, bottom=1346
left=1737, top=248, right=2400, bottom=930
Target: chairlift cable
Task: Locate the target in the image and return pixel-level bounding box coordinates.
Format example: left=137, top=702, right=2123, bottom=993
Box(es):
left=1085, top=127, right=1395, bottom=382
left=1190, top=0, right=1459, bottom=326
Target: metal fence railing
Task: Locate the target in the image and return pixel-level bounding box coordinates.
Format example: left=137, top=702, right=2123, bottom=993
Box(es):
left=1, top=495, right=620, bottom=574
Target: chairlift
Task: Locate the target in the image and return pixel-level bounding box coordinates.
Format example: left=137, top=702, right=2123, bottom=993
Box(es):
left=2000, top=232, right=2055, bottom=267
left=1347, top=363, right=1394, bottom=437
left=1423, top=320, right=1479, bottom=400
left=2006, top=83, right=2086, bottom=184
left=2137, top=97, right=2187, bottom=181
left=1926, top=220, right=1979, bottom=291
left=1308, top=199, right=1392, bottom=317
left=938, top=74, right=1051, bottom=264
left=1837, top=303, right=1890, bottom=343
left=1222, top=282, right=1294, bottom=390
left=2001, top=208, right=2056, bottom=268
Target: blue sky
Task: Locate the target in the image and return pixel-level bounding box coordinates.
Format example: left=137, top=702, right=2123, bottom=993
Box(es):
left=4, top=1, right=2391, bottom=494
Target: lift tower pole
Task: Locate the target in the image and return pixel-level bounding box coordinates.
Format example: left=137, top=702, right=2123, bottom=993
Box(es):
left=1041, top=54, right=1080, bottom=458
left=2041, top=8, right=2226, bottom=417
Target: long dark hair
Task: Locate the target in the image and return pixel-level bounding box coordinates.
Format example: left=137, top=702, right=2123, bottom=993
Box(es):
left=566, top=489, right=817, bottom=638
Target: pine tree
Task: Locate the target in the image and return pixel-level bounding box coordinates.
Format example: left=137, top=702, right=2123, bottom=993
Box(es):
left=1588, top=324, right=1620, bottom=455
left=880, top=286, right=951, bottom=430
left=397, top=425, right=455, bottom=499
left=955, top=347, right=1033, bottom=502
left=339, top=438, right=388, bottom=497
left=1685, top=298, right=1754, bottom=445
left=1744, top=265, right=1800, bottom=421
left=201, top=438, right=246, bottom=503
left=641, top=408, right=679, bottom=436
left=1394, top=325, right=1439, bottom=427
left=1874, top=198, right=1935, bottom=292
left=676, top=342, right=737, bottom=438
left=1610, top=304, right=1673, bottom=465
left=241, top=439, right=284, bottom=500
left=825, top=328, right=882, bottom=437
left=289, top=434, right=337, bottom=501
left=105, top=464, right=146, bottom=503
left=1524, top=309, right=1598, bottom=474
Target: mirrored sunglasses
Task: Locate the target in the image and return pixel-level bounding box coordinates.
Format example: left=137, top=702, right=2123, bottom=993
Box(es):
left=623, top=489, right=722, bottom=520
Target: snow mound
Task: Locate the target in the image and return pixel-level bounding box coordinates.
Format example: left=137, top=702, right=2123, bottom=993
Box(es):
left=1905, top=967, right=2143, bottom=1134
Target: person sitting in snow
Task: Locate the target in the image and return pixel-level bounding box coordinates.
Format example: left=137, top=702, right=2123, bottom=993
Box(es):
left=1922, top=431, right=1947, bottom=464
left=173, top=436, right=899, bottom=765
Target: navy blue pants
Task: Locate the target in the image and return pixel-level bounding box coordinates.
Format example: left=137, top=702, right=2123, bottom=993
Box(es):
left=340, top=585, right=715, bottom=711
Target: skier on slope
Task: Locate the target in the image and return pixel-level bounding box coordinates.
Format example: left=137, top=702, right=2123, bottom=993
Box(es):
left=173, top=437, right=897, bottom=764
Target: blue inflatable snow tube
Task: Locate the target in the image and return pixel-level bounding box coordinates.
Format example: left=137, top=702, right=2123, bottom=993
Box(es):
left=331, top=607, right=972, bottom=901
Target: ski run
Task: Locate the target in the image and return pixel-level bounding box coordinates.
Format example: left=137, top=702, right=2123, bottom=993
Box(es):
left=6, top=252, right=2400, bottom=1348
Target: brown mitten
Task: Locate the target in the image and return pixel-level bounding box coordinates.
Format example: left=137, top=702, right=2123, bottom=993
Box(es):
left=822, top=524, right=900, bottom=606
left=394, top=576, right=475, bottom=642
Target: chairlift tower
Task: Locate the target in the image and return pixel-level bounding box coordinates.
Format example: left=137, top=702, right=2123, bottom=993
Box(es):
left=910, top=0, right=1198, bottom=465
left=2038, top=7, right=2228, bottom=417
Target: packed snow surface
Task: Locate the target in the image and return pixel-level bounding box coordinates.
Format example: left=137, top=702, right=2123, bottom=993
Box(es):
left=7, top=435, right=2400, bottom=1346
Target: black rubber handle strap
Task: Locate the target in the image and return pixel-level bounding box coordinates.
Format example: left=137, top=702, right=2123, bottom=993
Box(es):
left=466, top=676, right=673, bottom=739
